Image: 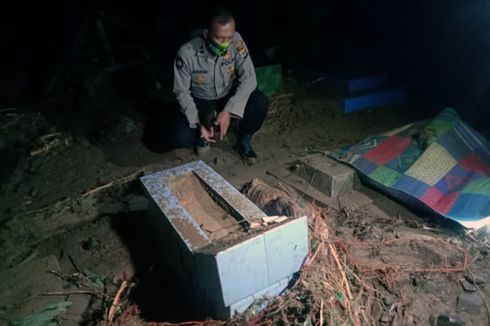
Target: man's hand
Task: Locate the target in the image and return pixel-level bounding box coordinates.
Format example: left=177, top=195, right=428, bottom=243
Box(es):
left=215, top=111, right=231, bottom=141
left=200, top=125, right=216, bottom=143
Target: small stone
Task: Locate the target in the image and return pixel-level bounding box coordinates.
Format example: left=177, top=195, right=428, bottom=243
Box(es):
left=463, top=273, right=486, bottom=286
left=380, top=312, right=391, bottom=323
left=431, top=314, right=466, bottom=326
left=457, top=293, right=483, bottom=314
left=383, top=295, right=396, bottom=306
left=459, top=279, right=477, bottom=292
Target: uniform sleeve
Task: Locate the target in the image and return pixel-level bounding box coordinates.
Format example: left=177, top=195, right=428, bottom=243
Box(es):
left=223, top=35, right=257, bottom=118
left=173, top=48, right=199, bottom=127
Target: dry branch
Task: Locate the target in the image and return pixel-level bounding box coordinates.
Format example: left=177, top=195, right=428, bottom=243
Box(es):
left=82, top=170, right=144, bottom=197
left=329, top=244, right=353, bottom=301
left=107, top=280, right=128, bottom=322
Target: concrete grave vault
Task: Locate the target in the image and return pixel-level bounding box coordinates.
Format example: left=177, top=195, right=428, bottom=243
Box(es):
left=140, top=161, right=309, bottom=318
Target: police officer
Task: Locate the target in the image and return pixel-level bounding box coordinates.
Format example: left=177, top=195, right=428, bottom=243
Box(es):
left=170, top=7, right=269, bottom=159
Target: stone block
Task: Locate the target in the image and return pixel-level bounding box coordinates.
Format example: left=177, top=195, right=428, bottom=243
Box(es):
left=293, top=154, right=354, bottom=198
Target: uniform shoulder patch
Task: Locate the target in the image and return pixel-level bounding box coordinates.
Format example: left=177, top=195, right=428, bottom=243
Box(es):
left=235, top=40, right=248, bottom=59
left=176, top=57, right=184, bottom=69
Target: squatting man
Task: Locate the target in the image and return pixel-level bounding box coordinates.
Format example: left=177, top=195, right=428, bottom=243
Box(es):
left=170, top=7, right=269, bottom=160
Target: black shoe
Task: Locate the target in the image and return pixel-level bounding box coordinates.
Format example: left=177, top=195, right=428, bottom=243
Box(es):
left=195, top=138, right=210, bottom=155
left=235, top=134, right=257, bottom=158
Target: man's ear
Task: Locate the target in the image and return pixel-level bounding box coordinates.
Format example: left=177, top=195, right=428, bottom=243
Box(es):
left=203, top=29, right=209, bottom=38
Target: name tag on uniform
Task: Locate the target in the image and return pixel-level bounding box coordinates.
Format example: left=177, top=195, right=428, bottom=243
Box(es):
left=192, top=75, right=207, bottom=84
left=192, top=69, right=208, bottom=74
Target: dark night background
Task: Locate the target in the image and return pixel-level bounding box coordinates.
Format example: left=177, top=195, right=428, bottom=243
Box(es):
left=2, top=0, right=490, bottom=133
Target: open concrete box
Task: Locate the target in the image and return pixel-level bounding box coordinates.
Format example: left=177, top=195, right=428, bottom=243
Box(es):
left=140, top=161, right=309, bottom=318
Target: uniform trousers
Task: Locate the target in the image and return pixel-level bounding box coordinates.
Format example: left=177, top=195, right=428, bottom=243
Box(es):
left=167, top=88, right=268, bottom=149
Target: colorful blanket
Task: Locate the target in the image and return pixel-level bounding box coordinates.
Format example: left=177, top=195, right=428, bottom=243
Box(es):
left=335, top=108, right=490, bottom=228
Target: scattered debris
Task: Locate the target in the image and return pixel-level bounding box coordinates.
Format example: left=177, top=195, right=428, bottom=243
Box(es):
left=30, top=132, right=73, bottom=158
left=11, top=301, right=72, bottom=326
left=262, top=215, right=289, bottom=224
left=2, top=70, right=490, bottom=325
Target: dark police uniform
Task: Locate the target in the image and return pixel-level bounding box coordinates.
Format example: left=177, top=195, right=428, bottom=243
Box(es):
left=169, top=31, right=268, bottom=149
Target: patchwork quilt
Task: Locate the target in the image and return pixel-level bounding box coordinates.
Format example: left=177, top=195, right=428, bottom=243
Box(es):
left=335, top=108, right=490, bottom=228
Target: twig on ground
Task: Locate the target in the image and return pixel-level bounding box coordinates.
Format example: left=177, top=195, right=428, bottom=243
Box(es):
left=329, top=244, right=353, bottom=301
left=30, top=139, right=62, bottom=156
left=303, top=243, right=323, bottom=269
left=319, top=300, right=324, bottom=326
left=21, top=290, right=110, bottom=303
left=82, top=169, right=144, bottom=197
left=0, top=107, right=17, bottom=114
left=68, top=254, right=83, bottom=274
left=345, top=265, right=381, bottom=295
left=15, top=206, right=50, bottom=217
left=39, top=132, right=63, bottom=143
left=42, top=290, right=108, bottom=298
left=411, top=266, right=466, bottom=273
left=107, top=280, right=128, bottom=322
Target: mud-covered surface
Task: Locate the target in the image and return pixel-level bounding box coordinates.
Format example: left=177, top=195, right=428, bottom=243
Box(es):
left=1, top=85, right=489, bottom=325
left=169, top=173, right=241, bottom=242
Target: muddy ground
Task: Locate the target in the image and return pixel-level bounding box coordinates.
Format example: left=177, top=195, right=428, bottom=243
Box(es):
left=1, top=84, right=489, bottom=325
